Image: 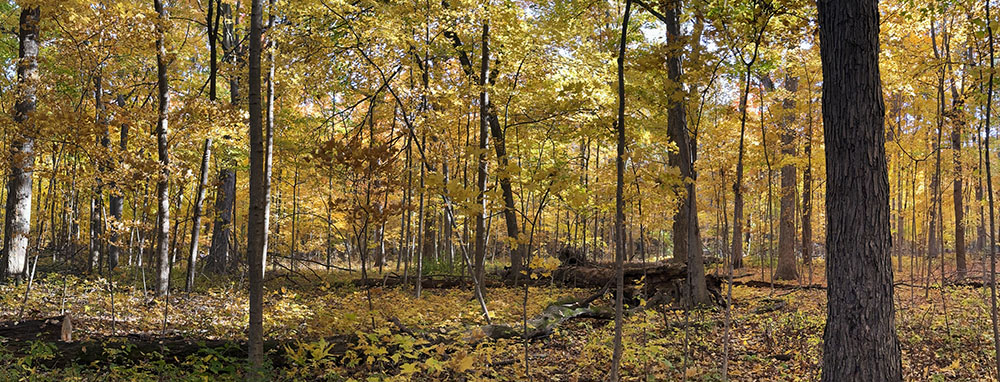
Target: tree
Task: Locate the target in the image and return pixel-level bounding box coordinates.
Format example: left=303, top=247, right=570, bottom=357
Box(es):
left=153, top=0, right=171, bottom=297
left=209, top=0, right=240, bottom=273
left=664, top=0, right=708, bottom=304
left=246, top=0, right=267, bottom=373
left=186, top=139, right=212, bottom=292
left=2, top=5, right=40, bottom=282
left=775, top=75, right=798, bottom=280
left=817, top=0, right=902, bottom=379
left=610, top=1, right=630, bottom=379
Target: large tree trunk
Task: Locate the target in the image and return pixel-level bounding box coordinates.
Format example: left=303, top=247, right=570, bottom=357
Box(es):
left=210, top=0, right=239, bottom=271
left=775, top=76, right=799, bottom=280
left=208, top=169, right=235, bottom=272
left=153, top=0, right=171, bottom=297
left=185, top=139, right=212, bottom=292
left=663, top=0, right=708, bottom=304
left=2, top=6, right=40, bottom=282
left=817, top=0, right=902, bottom=380
left=246, top=0, right=267, bottom=373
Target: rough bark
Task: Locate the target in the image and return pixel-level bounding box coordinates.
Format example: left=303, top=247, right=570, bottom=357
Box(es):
left=817, top=0, right=903, bottom=380
left=775, top=76, right=799, bottom=280
left=208, top=169, right=235, bottom=272
left=153, top=0, right=172, bottom=297
left=802, top=83, right=814, bottom=266
left=2, top=6, right=40, bottom=281
left=211, top=0, right=239, bottom=270
left=246, top=0, right=266, bottom=372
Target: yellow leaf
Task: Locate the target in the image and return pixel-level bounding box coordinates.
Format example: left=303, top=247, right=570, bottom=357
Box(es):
left=453, top=353, right=475, bottom=372
left=400, top=362, right=419, bottom=375
left=685, top=367, right=699, bottom=378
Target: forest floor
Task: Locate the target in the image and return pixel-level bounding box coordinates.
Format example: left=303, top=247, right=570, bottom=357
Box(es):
left=0, top=255, right=996, bottom=381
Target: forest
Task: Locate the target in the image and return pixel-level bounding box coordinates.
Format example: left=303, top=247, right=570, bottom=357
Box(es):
left=0, top=0, right=994, bottom=380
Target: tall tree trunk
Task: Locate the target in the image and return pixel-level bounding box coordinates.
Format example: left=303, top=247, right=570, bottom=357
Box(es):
left=261, top=0, right=276, bottom=278
left=2, top=7, right=39, bottom=282
left=207, top=0, right=219, bottom=101
left=90, top=74, right=109, bottom=275
left=246, top=0, right=266, bottom=373
left=951, top=96, right=966, bottom=277
left=472, top=21, right=490, bottom=299
left=610, top=1, right=630, bottom=379
left=108, top=95, right=128, bottom=271
left=817, top=0, right=902, bottom=379
left=663, top=0, right=707, bottom=303
left=442, top=18, right=524, bottom=278
left=983, top=0, right=1000, bottom=371
left=802, top=75, right=814, bottom=268
left=209, top=169, right=235, bottom=272
left=185, top=139, right=211, bottom=292
left=153, top=0, right=172, bottom=297
left=928, top=21, right=945, bottom=263
left=210, top=0, right=239, bottom=271
left=775, top=75, right=799, bottom=280
left=731, top=27, right=765, bottom=269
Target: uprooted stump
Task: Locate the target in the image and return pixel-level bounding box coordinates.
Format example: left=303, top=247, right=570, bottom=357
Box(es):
left=551, top=262, right=723, bottom=307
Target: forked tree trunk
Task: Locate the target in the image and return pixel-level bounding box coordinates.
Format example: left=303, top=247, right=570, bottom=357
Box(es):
left=817, top=0, right=902, bottom=379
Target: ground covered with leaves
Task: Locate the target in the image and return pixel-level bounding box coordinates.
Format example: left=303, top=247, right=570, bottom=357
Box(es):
left=0, top=260, right=996, bottom=381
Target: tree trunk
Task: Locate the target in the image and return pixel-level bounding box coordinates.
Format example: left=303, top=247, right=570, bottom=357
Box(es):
left=817, top=0, right=902, bottom=379
left=2, top=6, right=39, bottom=282
left=153, top=0, right=172, bottom=297
left=775, top=75, right=799, bottom=280
left=208, top=169, right=235, bottom=272
left=472, top=21, right=490, bottom=299
left=802, top=79, right=814, bottom=267
left=246, top=0, right=266, bottom=374
left=211, top=0, right=239, bottom=271
left=261, top=0, right=276, bottom=279
left=442, top=19, right=524, bottom=278
left=108, top=95, right=128, bottom=271
left=610, top=2, right=630, bottom=379
left=951, top=97, right=965, bottom=277
left=185, top=139, right=212, bottom=292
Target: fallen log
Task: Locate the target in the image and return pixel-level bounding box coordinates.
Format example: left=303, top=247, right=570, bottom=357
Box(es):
left=730, top=279, right=826, bottom=290
left=551, top=262, right=724, bottom=306
left=0, top=315, right=358, bottom=369
left=0, top=314, right=73, bottom=343
left=476, top=289, right=613, bottom=341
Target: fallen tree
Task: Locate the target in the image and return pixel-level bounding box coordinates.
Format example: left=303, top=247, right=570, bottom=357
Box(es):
left=551, top=261, right=724, bottom=306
